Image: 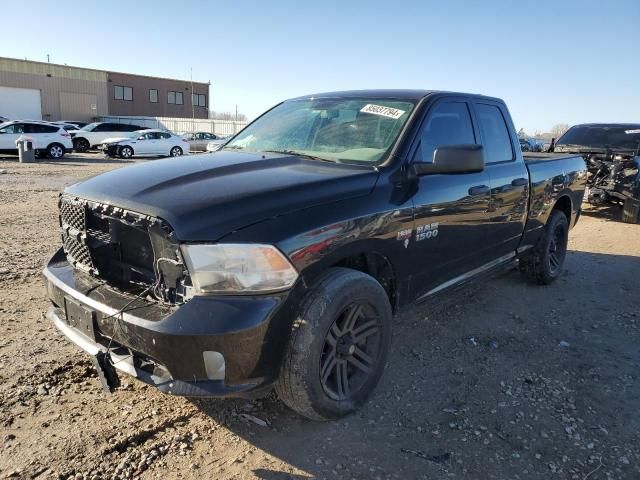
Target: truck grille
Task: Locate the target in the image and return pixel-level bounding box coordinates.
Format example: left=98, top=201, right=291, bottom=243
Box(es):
left=58, top=195, right=189, bottom=304
left=60, top=199, right=86, bottom=231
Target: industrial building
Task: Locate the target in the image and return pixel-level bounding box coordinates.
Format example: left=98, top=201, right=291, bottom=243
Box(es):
left=0, top=57, right=210, bottom=122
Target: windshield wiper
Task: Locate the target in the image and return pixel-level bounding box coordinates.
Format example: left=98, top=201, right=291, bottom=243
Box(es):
left=262, top=149, right=339, bottom=163
left=221, top=145, right=245, bottom=150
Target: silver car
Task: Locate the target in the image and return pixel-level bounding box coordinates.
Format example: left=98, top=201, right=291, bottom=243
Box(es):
left=182, top=132, right=225, bottom=152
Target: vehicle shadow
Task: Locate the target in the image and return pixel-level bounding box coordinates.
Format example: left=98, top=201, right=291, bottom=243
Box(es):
left=580, top=202, right=623, bottom=222
left=191, top=250, right=640, bottom=479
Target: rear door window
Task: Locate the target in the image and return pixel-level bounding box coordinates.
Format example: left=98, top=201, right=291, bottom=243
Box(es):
left=475, top=104, right=514, bottom=163
left=413, top=102, right=476, bottom=163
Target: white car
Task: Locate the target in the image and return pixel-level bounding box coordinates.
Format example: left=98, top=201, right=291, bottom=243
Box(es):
left=102, top=129, right=190, bottom=158
left=72, top=122, right=144, bottom=152
left=0, top=120, right=73, bottom=159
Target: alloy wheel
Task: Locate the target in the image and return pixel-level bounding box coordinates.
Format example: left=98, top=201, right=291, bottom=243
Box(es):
left=320, top=302, right=382, bottom=401
left=548, top=224, right=567, bottom=274
left=49, top=145, right=64, bottom=158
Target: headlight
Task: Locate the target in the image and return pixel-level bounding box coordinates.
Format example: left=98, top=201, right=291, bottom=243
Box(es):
left=181, top=244, right=298, bottom=294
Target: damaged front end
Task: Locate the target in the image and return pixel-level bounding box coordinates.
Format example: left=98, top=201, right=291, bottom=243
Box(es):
left=585, top=153, right=639, bottom=204
left=59, top=194, right=193, bottom=304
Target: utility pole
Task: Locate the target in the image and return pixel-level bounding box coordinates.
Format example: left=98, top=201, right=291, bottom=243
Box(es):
left=235, top=104, right=238, bottom=121
left=190, top=67, right=195, bottom=121
left=46, top=54, right=50, bottom=63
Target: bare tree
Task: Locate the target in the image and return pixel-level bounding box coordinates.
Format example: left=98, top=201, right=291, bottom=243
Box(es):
left=550, top=123, right=570, bottom=138
left=209, top=111, right=248, bottom=121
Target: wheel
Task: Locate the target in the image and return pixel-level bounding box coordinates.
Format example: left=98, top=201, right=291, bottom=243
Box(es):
left=73, top=138, right=90, bottom=153
left=170, top=146, right=183, bottom=157
left=621, top=197, right=640, bottom=224
left=519, top=210, right=569, bottom=285
left=275, top=267, right=393, bottom=420
left=119, top=146, right=134, bottom=159
left=47, top=143, right=65, bottom=159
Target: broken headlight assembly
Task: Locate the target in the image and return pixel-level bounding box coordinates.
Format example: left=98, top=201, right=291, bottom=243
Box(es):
left=180, top=244, right=298, bottom=294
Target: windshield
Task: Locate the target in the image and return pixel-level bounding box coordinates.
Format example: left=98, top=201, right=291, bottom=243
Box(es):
left=224, top=98, right=416, bottom=164
left=79, top=122, right=99, bottom=132
left=556, top=124, right=640, bottom=151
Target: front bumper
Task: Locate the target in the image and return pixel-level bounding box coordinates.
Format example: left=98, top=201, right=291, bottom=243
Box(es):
left=43, top=248, right=295, bottom=397
left=102, top=144, right=120, bottom=157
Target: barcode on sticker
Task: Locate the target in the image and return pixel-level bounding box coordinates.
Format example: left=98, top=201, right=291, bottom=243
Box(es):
left=360, top=104, right=406, bottom=119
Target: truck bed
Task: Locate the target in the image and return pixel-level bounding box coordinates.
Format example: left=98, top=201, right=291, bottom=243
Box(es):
left=523, top=152, right=583, bottom=164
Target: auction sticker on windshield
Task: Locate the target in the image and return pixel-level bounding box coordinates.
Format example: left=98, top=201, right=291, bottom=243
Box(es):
left=360, top=104, right=406, bottom=119
left=625, top=129, right=640, bottom=134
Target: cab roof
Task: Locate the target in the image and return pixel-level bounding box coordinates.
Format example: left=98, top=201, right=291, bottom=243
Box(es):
left=289, top=89, right=503, bottom=103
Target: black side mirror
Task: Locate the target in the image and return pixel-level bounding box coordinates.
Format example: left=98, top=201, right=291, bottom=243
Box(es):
left=413, top=144, right=485, bottom=176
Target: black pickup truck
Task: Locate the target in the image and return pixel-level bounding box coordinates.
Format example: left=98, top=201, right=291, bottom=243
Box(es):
left=551, top=123, right=640, bottom=223
left=44, top=90, right=587, bottom=420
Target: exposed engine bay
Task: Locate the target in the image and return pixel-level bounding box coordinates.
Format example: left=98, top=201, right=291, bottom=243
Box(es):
left=585, top=152, right=639, bottom=206
left=59, top=195, right=193, bottom=304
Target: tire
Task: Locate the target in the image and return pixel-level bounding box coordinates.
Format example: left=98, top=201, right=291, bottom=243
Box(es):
left=519, top=210, right=569, bottom=285
left=275, top=267, right=393, bottom=421
left=170, top=146, right=183, bottom=157
left=119, top=146, right=134, bottom=159
left=47, top=143, right=65, bottom=159
left=73, top=137, right=90, bottom=153
left=621, top=197, right=640, bottom=224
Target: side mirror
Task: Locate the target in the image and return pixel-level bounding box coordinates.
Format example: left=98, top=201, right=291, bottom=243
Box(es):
left=137, top=136, right=145, bottom=140
left=413, top=144, right=485, bottom=176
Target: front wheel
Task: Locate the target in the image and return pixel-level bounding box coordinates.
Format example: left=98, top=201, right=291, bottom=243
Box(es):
left=519, top=210, right=569, bottom=285
left=170, top=146, right=183, bottom=157
left=73, top=138, right=90, bottom=153
left=275, top=268, right=393, bottom=420
left=119, top=146, right=134, bottom=159
left=622, top=197, right=640, bottom=224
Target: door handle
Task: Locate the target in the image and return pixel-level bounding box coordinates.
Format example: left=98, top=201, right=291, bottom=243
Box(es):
left=511, top=178, right=528, bottom=187
left=468, top=185, right=490, bottom=196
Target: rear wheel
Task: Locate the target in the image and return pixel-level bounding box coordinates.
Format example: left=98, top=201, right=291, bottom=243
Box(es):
left=170, top=146, right=183, bottom=157
left=73, top=137, right=90, bottom=153
left=119, top=146, right=134, bottom=159
left=47, top=143, right=65, bottom=159
left=622, top=197, right=640, bottom=224
left=519, top=210, right=569, bottom=285
left=275, top=268, right=392, bottom=420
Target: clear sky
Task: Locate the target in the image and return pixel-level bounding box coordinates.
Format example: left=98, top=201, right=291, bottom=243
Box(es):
left=2, top=0, right=638, bottom=133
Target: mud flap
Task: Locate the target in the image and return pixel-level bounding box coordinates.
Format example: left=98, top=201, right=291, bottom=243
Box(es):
left=91, top=352, right=120, bottom=393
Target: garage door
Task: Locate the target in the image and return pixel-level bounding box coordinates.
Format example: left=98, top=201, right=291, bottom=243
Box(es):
left=0, top=86, right=42, bottom=120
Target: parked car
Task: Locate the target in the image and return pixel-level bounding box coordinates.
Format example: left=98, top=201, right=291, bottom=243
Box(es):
left=58, top=120, right=88, bottom=129
left=102, top=129, right=190, bottom=158
left=552, top=123, right=640, bottom=222
left=54, top=122, right=83, bottom=134
left=0, top=116, right=10, bottom=123
left=206, top=138, right=227, bottom=152
left=182, top=132, right=226, bottom=152
left=44, top=90, right=586, bottom=420
left=72, top=122, right=144, bottom=152
left=0, top=120, right=72, bottom=159
left=519, top=138, right=532, bottom=151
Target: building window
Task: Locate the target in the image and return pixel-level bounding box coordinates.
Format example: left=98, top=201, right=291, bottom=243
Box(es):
left=168, top=91, right=183, bottom=105
left=114, top=85, right=133, bottom=101
left=149, top=89, right=158, bottom=103
left=192, top=94, right=207, bottom=107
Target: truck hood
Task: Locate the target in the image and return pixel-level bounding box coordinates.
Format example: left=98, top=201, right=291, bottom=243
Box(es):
left=64, top=151, right=379, bottom=241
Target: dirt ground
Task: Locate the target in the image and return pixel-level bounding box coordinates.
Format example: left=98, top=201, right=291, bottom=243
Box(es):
left=0, top=154, right=638, bottom=480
